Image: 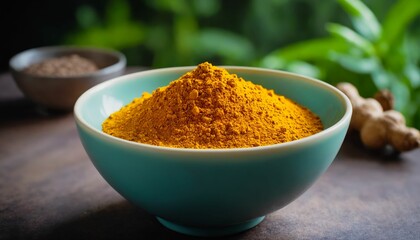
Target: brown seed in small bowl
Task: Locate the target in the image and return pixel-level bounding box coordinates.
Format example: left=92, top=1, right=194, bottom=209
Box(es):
left=24, top=54, right=98, bottom=77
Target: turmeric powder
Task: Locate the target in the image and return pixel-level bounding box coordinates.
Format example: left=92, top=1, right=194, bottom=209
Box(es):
left=102, top=62, right=323, bottom=149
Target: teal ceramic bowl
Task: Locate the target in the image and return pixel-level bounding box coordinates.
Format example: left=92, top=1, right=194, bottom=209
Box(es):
left=74, top=66, right=352, bottom=237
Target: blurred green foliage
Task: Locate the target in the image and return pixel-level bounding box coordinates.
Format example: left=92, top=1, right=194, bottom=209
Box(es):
left=65, top=0, right=420, bottom=128
left=65, top=0, right=352, bottom=66
left=260, top=0, right=420, bottom=128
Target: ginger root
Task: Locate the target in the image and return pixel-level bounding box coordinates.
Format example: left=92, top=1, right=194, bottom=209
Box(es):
left=337, top=82, right=420, bottom=152
left=374, top=89, right=394, bottom=111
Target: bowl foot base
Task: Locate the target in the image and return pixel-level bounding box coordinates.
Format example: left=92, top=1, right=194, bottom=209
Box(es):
left=156, top=216, right=265, bottom=237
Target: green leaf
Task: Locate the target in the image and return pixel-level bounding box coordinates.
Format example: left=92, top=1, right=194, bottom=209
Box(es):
left=390, top=78, right=411, bottom=113
left=174, top=16, right=198, bottom=55
left=371, top=68, right=392, bottom=89
left=405, top=63, right=420, bottom=88
left=192, top=0, right=220, bottom=16
left=258, top=57, right=321, bottom=78
left=194, top=29, right=255, bottom=63
left=329, top=52, right=379, bottom=74
left=259, top=56, right=287, bottom=69
left=379, top=0, right=420, bottom=54
left=264, top=37, right=348, bottom=61
left=146, top=0, right=189, bottom=15
left=76, top=5, right=98, bottom=29
left=413, top=89, right=420, bottom=128
left=67, top=23, right=144, bottom=49
left=106, top=0, right=130, bottom=26
left=326, top=23, right=376, bottom=55
left=286, top=61, right=321, bottom=78
left=337, top=0, right=381, bottom=40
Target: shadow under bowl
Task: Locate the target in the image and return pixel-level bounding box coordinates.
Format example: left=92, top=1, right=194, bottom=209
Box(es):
left=74, top=66, right=352, bottom=237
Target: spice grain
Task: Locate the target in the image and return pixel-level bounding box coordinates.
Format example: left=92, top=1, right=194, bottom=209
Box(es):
left=24, top=54, right=98, bottom=77
left=103, top=62, right=323, bottom=148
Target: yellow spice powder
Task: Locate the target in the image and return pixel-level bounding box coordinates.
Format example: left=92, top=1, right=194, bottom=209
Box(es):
left=102, top=62, right=323, bottom=148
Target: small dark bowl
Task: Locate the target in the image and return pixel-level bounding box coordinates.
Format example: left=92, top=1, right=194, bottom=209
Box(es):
left=9, top=46, right=126, bottom=110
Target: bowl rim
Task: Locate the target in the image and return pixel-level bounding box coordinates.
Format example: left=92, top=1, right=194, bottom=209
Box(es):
left=9, top=45, right=126, bottom=79
left=74, top=66, right=352, bottom=153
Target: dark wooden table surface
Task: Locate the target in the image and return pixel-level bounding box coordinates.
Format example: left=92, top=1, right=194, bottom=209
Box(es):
left=1, top=69, right=420, bottom=240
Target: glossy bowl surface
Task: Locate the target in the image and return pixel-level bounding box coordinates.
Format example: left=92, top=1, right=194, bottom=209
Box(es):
left=74, top=66, right=351, bottom=237
left=10, top=46, right=126, bottom=110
